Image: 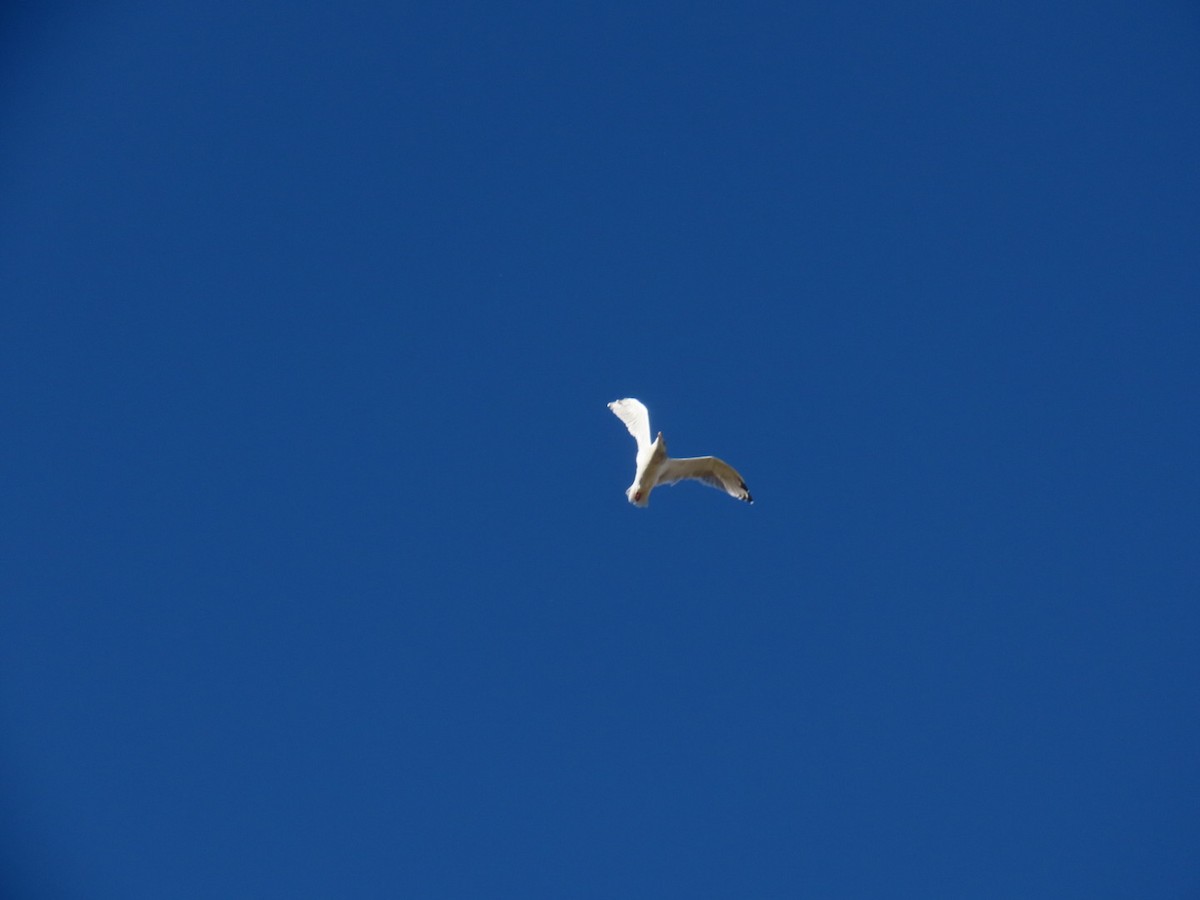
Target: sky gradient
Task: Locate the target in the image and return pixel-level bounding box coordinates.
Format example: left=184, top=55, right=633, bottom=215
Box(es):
left=3, top=2, right=1199, bottom=896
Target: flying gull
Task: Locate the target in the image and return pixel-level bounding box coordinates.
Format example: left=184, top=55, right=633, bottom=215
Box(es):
left=608, top=397, right=753, bottom=507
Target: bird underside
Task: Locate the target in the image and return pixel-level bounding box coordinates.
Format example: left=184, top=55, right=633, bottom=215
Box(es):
left=609, top=398, right=752, bottom=508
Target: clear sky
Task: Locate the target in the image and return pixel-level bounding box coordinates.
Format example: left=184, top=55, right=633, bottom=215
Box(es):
left=3, top=2, right=1198, bottom=897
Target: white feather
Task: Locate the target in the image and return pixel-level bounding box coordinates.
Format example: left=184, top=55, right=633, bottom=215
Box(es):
left=607, top=398, right=753, bottom=507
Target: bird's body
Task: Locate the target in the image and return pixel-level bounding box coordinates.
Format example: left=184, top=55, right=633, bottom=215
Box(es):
left=607, top=398, right=753, bottom=507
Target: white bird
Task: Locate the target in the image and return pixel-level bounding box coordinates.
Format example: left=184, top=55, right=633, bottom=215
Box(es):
left=608, top=397, right=753, bottom=507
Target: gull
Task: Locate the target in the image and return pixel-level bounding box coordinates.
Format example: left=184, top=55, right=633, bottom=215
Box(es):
left=608, top=398, right=753, bottom=507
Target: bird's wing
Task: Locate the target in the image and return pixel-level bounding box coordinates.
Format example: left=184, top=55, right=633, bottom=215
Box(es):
left=607, top=398, right=652, bottom=454
left=656, top=456, right=753, bottom=503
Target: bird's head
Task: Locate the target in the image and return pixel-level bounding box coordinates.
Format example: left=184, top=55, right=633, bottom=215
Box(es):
left=626, top=484, right=649, bottom=507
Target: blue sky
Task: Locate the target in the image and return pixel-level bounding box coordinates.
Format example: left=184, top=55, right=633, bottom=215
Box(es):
left=3, top=2, right=1198, bottom=896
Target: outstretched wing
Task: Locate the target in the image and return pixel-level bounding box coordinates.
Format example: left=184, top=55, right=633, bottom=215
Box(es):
left=607, top=398, right=652, bottom=455
left=656, top=456, right=753, bottom=503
